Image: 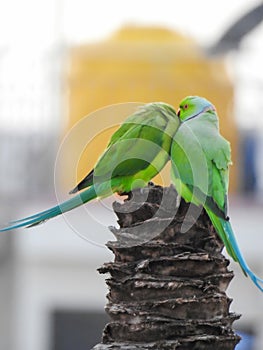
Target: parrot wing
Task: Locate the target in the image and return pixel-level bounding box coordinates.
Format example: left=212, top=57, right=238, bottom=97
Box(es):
left=70, top=103, right=178, bottom=193
left=1, top=103, right=179, bottom=231
left=171, top=114, right=231, bottom=219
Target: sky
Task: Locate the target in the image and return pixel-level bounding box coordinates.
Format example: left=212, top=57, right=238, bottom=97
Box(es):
left=0, top=0, right=263, bottom=130
left=0, top=0, right=260, bottom=46
left=60, top=0, right=258, bottom=44
left=61, top=0, right=261, bottom=46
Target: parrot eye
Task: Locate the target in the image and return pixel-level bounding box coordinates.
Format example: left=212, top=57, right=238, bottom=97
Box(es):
left=184, top=104, right=188, bottom=109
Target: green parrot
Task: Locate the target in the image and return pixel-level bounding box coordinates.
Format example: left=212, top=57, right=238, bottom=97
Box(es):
left=171, top=95, right=263, bottom=292
left=0, top=102, right=179, bottom=231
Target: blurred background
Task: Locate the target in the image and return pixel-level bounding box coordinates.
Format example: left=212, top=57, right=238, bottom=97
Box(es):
left=0, top=0, right=263, bottom=349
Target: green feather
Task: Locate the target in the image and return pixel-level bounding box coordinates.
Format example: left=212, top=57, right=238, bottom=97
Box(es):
left=1, top=102, right=180, bottom=231
left=171, top=95, right=263, bottom=292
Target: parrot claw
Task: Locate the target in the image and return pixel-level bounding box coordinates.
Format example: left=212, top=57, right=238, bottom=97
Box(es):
left=117, top=190, right=133, bottom=201
left=117, top=191, right=130, bottom=196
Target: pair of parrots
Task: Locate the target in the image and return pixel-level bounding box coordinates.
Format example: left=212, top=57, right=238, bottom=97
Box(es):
left=1, top=96, right=262, bottom=292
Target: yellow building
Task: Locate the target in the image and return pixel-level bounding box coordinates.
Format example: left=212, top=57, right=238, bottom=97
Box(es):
left=64, top=25, right=237, bottom=192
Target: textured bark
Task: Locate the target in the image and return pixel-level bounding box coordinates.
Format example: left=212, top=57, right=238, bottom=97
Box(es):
left=92, top=185, right=241, bottom=349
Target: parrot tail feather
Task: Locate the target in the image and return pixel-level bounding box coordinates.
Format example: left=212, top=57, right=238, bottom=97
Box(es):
left=206, top=208, right=263, bottom=292
left=220, top=219, right=263, bottom=292
left=0, top=186, right=97, bottom=232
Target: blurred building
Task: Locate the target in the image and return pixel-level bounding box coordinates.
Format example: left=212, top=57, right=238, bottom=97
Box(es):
left=65, top=25, right=238, bottom=192
left=0, top=21, right=262, bottom=350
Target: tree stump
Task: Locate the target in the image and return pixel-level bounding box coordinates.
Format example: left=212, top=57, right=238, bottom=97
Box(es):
left=92, top=185, right=241, bottom=349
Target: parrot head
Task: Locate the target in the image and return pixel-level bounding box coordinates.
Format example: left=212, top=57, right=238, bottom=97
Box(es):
left=177, top=96, right=216, bottom=122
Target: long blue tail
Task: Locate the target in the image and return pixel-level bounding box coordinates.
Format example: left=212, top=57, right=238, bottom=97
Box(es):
left=0, top=186, right=97, bottom=232
left=207, top=209, right=263, bottom=292
left=220, top=217, right=263, bottom=292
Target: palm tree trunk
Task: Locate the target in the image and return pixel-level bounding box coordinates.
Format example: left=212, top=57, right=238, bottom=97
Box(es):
left=92, top=184, right=241, bottom=349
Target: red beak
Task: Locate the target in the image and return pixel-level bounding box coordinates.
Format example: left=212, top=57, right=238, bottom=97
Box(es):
left=177, top=108, right=180, bottom=117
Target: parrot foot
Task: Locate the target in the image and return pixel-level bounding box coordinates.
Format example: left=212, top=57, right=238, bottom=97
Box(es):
left=117, top=191, right=133, bottom=201
left=117, top=191, right=131, bottom=196
left=117, top=191, right=130, bottom=196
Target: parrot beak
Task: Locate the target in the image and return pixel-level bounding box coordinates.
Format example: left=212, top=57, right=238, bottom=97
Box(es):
left=177, top=108, right=181, bottom=117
